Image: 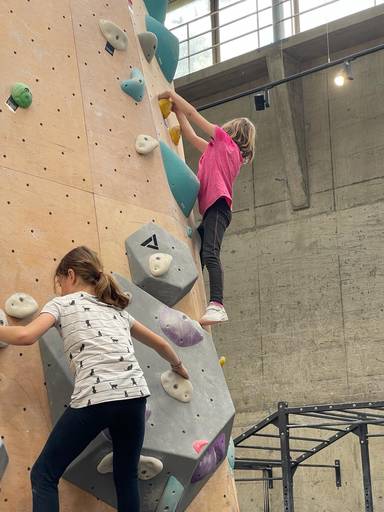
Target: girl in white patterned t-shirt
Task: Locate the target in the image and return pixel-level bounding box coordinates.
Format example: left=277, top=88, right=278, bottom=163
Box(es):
left=0, top=246, right=189, bottom=512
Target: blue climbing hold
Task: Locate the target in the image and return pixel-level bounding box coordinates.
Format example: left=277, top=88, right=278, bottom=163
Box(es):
left=143, top=0, right=168, bottom=24
left=145, top=15, right=179, bottom=83
left=227, top=436, right=235, bottom=477
left=121, top=68, right=146, bottom=102
left=155, top=476, right=184, bottom=512
left=186, top=226, right=192, bottom=238
left=159, top=141, right=200, bottom=218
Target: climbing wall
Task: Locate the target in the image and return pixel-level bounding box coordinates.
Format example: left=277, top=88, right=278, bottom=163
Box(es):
left=0, top=0, right=238, bottom=510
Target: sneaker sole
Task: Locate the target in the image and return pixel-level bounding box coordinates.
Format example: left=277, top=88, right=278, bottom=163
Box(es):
left=199, top=317, right=228, bottom=326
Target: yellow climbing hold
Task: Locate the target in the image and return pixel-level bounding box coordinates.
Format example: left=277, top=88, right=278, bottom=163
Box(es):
left=169, top=125, right=181, bottom=146
left=219, top=356, right=226, bottom=367
left=159, top=98, right=173, bottom=119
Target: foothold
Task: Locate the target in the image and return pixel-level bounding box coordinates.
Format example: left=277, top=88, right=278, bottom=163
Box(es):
left=143, top=0, right=168, bottom=24
left=159, top=141, right=200, bottom=218
left=193, top=440, right=209, bottom=454
left=139, top=455, right=163, bottom=480
left=124, top=291, right=133, bottom=302
left=186, top=226, right=192, bottom=238
left=170, top=125, right=181, bottom=146
left=149, top=253, right=173, bottom=277
left=160, top=305, right=203, bottom=347
left=138, top=31, right=158, bottom=63
left=219, top=356, right=226, bottom=367
left=145, top=404, right=152, bottom=421
left=10, top=83, right=33, bottom=108
left=99, top=20, right=129, bottom=50
left=0, top=309, right=8, bottom=348
left=159, top=98, right=173, bottom=119
left=0, top=439, right=9, bottom=481
left=145, top=15, right=179, bottom=83
left=155, top=476, right=184, bottom=512
left=97, top=452, right=113, bottom=474
left=161, top=370, right=193, bottom=403
left=5, top=292, right=38, bottom=319
left=191, top=433, right=226, bottom=483
left=227, top=437, right=235, bottom=474
left=121, top=68, right=146, bottom=102
left=135, top=134, right=159, bottom=155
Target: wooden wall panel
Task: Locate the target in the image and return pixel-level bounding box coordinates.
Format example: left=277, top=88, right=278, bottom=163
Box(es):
left=0, top=0, right=237, bottom=510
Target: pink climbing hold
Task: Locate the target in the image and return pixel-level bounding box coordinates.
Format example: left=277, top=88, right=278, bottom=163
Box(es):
left=193, top=440, right=209, bottom=454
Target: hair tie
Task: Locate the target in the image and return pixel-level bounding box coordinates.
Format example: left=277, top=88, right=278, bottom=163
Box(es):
left=96, top=271, right=103, bottom=279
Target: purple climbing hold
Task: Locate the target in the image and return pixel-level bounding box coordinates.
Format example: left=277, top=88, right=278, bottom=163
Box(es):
left=103, top=428, right=112, bottom=441
left=145, top=405, right=151, bottom=421
left=191, top=432, right=226, bottom=483
left=160, top=305, right=203, bottom=347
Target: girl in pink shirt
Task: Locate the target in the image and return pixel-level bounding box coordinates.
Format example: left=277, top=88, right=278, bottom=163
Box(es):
left=159, top=90, right=256, bottom=326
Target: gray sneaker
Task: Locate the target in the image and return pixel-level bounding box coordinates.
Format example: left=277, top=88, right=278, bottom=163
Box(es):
left=199, top=302, right=229, bottom=326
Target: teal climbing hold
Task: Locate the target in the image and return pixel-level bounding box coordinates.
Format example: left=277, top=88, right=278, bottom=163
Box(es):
left=143, top=0, right=168, bottom=24
left=227, top=437, right=235, bottom=477
left=159, top=141, right=200, bottom=218
left=11, top=83, right=33, bottom=108
left=145, top=15, right=179, bottom=83
left=186, top=226, right=192, bottom=238
left=121, top=68, right=146, bottom=102
left=155, top=476, right=184, bottom=512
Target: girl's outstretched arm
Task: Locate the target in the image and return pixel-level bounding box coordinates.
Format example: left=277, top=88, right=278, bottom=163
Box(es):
left=130, top=320, right=189, bottom=379
left=175, top=111, right=208, bottom=154
left=0, top=313, right=56, bottom=346
left=159, top=90, right=216, bottom=139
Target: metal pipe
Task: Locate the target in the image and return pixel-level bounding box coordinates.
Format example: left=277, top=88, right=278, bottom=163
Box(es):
left=196, top=43, right=384, bottom=111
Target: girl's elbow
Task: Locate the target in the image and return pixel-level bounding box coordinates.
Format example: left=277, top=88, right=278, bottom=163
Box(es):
left=21, top=329, right=36, bottom=346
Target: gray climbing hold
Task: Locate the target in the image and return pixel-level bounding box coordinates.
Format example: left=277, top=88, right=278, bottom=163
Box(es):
left=138, top=31, right=158, bottom=63
left=149, top=253, right=173, bottom=277
left=135, top=134, right=159, bottom=155
left=99, top=20, right=128, bottom=50
left=125, top=222, right=198, bottom=307
left=121, top=68, right=146, bottom=102
left=0, top=439, right=9, bottom=481
left=161, top=370, right=193, bottom=403
left=139, top=455, right=163, bottom=480
left=0, top=309, right=8, bottom=348
left=156, top=476, right=184, bottom=512
left=160, top=305, right=203, bottom=347
left=5, top=292, right=38, bottom=319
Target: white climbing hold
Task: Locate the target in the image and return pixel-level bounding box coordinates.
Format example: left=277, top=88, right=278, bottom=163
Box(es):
left=99, top=20, right=128, bottom=51
left=135, top=134, right=159, bottom=155
left=97, top=452, right=163, bottom=480
left=149, top=253, right=173, bottom=277
left=5, top=293, right=38, bottom=319
left=0, top=309, right=8, bottom=348
left=97, top=452, right=113, bottom=474
left=161, top=370, right=193, bottom=403
left=138, top=32, right=158, bottom=63
left=139, top=455, right=163, bottom=480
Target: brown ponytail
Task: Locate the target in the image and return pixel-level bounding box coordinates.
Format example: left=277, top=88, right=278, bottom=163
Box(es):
left=54, top=246, right=129, bottom=309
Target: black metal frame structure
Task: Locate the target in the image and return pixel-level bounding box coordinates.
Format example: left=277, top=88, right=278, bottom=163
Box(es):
left=234, top=400, right=384, bottom=511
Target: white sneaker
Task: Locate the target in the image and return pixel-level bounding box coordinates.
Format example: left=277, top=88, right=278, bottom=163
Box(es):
left=199, top=302, right=228, bottom=326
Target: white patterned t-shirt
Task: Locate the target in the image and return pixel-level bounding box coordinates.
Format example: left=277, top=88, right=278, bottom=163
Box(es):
left=41, top=291, right=150, bottom=408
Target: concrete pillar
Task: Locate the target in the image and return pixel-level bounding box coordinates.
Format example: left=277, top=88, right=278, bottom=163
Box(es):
left=266, top=47, right=309, bottom=209
left=272, top=0, right=285, bottom=41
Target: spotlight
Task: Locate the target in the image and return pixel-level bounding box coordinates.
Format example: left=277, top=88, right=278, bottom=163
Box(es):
left=334, top=60, right=354, bottom=87
left=254, top=89, right=270, bottom=111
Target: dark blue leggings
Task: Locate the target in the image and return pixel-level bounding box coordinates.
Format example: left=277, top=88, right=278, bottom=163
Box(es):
left=31, top=397, right=146, bottom=512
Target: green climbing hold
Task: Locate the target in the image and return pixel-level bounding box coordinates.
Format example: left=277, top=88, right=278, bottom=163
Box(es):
left=145, top=15, right=179, bottom=83
left=143, top=0, right=168, bottom=24
left=120, top=68, right=146, bottom=102
left=160, top=141, right=200, bottom=218
left=155, top=476, right=184, bottom=512
left=11, top=83, right=33, bottom=108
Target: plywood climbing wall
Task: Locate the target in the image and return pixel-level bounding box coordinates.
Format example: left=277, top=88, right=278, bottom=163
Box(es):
left=0, top=0, right=238, bottom=510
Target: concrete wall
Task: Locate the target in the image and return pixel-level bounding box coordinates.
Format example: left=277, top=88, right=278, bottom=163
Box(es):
left=175, top=5, right=384, bottom=511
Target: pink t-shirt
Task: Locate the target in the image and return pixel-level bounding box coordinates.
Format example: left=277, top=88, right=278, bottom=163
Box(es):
left=197, top=125, right=243, bottom=217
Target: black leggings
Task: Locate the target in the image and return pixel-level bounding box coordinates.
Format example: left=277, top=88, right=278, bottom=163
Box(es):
left=197, top=197, right=232, bottom=305
left=31, top=397, right=146, bottom=512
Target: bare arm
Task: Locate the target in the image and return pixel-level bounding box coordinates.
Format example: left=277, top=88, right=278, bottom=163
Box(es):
left=0, top=313, right=56, bottom=346
left=159, top=90, right=216, bottom=140
left=175, top=111, right=208, bottom=154
left=130, top=320, right=189, bottom=379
